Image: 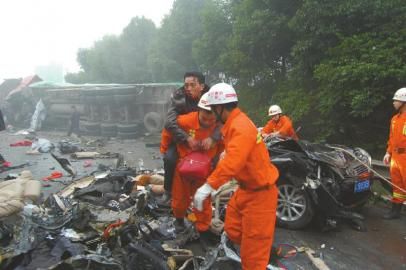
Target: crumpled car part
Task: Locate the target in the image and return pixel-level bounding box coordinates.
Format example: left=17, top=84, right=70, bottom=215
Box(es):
left=199, top=233, right=283, bottom=270
left=47, top=254, right=123, bottom=270
left=57, top=140, right=82, bottom=154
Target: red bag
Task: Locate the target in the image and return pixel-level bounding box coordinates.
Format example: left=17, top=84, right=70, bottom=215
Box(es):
left=178, top=152, right=212, bottom=181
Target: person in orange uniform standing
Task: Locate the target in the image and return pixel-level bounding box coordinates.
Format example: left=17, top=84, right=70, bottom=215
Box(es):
left=383, top=87, right=406, bottom=219
left=194, top=83, right=279, bottom=270
left=262, top=105, right=298, bottom=140
left=161, top=93, right=223, bottom=236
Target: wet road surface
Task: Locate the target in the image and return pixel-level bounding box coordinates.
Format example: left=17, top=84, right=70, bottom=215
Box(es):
left=0, top=130, right=405, bottom=270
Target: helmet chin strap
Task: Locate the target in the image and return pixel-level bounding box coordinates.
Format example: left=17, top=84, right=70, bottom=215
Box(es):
left=399, top=103, right=406, bottom=112
left=213, top=106, right=225, bottom=124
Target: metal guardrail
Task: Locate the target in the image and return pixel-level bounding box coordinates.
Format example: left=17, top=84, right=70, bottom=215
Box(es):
left=371, top=159, right=390, bottom=179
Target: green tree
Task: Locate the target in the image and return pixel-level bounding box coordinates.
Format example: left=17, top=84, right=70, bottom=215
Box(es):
left=120, top=17, right=157, bottom=83
left=192, top=0, right=232, bottom=80
left=148, top=0, right=208, bottom=82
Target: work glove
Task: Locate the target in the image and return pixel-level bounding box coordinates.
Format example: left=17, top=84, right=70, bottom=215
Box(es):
left=270, top=131, right=280, bottom=137
left=194, top=183, right=215, bottom=211
left=201, top=137, right=214, bottom=151
left=187, top=137, right=200, bottom=151
left=219, top=150, right=226, bottom=161
left=383, top=152, right=391, bottom=165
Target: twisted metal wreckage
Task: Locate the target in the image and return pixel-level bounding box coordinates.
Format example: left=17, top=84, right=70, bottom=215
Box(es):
left=1, top=162, right=287, bottom=270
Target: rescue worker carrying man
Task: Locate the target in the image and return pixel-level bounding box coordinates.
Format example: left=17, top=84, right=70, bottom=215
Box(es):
left=383, top=87, right=406, bottom=219
left=194, top=83, right=279, bottom=270
left=161, top=72, right=220, bottom=206
left=262, top=105, right=298, bottom=140
left=160, top=93, right=223, bottom=240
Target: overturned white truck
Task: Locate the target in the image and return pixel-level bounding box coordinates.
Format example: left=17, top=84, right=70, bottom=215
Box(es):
left=30, top=82, right=182, bottom=138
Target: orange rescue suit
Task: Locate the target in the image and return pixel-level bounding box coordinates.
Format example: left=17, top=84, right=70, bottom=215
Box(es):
left=162, top=111, right=223, bottom=232
left=207, top=108, right=279, bottom=270
left=387, top=112, right=406, bottom=203
left=262, top=115, right=298, bottom=140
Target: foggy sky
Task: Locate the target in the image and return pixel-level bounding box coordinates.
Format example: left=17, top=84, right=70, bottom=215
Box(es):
left=0, top=0, right=174, bottom=81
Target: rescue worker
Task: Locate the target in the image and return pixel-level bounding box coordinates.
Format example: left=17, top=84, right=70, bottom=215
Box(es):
left=67, top=105, right=81, bottom=137
left=161, top=72, right=219, bottom=205
left=383, top=87, right=406, bottom=219
left=160, top=93, right=222, bottom=240
left=194, top=83, right=279, bottom=270
left=262, top=105, right=298, bottom=140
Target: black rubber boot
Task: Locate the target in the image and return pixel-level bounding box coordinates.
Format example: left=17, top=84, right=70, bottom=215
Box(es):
left=156, top=191, right=171, bottom=207
left=383, top=203, right=402, bottom=219
left=174, top=218, right=186, bottom=233
left=199, top=230, right=220, bottom=251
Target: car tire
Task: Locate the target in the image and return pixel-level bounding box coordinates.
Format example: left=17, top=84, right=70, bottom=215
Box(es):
left=276, top=177, right=314, bottom=230
left=143, top=112, right=163, bottom=133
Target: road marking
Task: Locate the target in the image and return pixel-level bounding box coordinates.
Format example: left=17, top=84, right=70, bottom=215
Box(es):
left=305, top=248, right=331, bottom=270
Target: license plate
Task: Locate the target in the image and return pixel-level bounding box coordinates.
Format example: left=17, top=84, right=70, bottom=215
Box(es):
left=354, top=179, right=370, bottom=193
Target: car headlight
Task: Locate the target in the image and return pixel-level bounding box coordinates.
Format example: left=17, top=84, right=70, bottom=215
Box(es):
left=354, top=148, right=372, bottom=167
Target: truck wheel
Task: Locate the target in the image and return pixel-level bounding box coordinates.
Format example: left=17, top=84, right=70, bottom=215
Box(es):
left=143, top=112, right=163, bottom=133
left=81, top=121, right=101, bottom=136
left=276, top=177, right=314, bottom=229
left=101, top=123, right=117, bottom=137
left=117, top=123, right=139, bottom=133
left=117, top=131, right=138, bottom=140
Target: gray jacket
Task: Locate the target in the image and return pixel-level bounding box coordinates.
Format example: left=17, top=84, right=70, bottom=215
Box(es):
left=165, top=85, right=221, bottom=143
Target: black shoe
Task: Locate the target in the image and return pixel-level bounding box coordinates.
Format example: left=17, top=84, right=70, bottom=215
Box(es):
left=157, top=191, right=171, bottom=207
left=174, top=218, right=186, bottom=233
left=383, top=203, right=402, bottom=219
left=199, top=230, right=220, bottom=251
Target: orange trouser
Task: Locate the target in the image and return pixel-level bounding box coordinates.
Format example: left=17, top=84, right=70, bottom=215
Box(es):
left=390, top=153, right=406, bottom=203
left=225, top=185, right=278, bottom=270
left=171, top=170, right=212, bottom=232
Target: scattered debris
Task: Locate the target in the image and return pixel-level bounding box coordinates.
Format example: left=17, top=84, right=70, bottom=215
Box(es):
left=9, top=140, right=32, bottom=147
left=51, top=153, right=76, bottom=176
left=31, top=138, right=54, bottom=153
left=42, top=171, right=63, bottom=181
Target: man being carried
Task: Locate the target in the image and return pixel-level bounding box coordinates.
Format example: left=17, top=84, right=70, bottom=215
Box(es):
left=161, top=72, right=217, bottom=205
left=161, top=93, right=223, bottom=242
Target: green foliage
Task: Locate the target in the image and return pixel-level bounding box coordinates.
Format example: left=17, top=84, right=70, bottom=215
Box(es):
left=65, top=0, right=406, bottom=156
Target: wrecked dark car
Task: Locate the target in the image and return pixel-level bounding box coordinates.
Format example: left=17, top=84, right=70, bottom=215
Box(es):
left=267, top=137, right=373, bottom=231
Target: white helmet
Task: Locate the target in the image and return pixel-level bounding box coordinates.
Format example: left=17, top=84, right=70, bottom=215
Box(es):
left=197, top=92, right=211, bottom=111
left=206, top=83, right=238, bottom=105
left=268, top=105, right=282, bottom=116
left=393, top=87, right=406, bottom=102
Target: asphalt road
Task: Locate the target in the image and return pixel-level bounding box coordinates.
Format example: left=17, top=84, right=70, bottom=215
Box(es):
left=1, top=130, right=405, bottom=270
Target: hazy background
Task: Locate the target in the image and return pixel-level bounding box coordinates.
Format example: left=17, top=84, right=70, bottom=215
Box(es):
left=0, top=0, right=174, bottom=81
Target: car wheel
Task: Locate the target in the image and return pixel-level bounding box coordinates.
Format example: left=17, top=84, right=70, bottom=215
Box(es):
left=276, top=177, right=314, bottom=229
